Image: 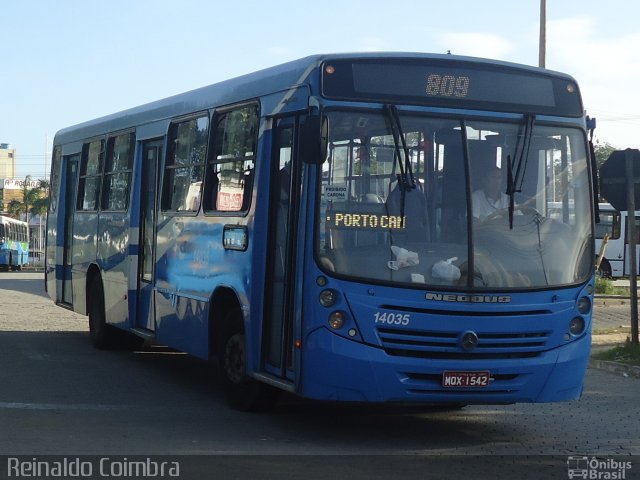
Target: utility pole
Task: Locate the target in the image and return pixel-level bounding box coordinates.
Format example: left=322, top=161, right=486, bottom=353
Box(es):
left=626, top=150, right=640, bottom=345
left=539, top=0, right=546, bottom=68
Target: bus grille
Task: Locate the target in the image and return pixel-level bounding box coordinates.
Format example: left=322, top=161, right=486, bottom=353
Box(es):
left=377, top=327, right=550, bottom=360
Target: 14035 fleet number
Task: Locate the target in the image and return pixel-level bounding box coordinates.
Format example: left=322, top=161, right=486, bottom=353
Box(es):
left=374, top=312, right=411, bottom=326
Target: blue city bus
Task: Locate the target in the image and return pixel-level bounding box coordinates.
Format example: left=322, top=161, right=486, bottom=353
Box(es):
left=45, top=53, right=597, bottom=410
left=0, top=215, right=29, bottom=271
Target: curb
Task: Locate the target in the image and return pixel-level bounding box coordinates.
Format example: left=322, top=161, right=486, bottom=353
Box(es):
left=589, top=358, right=640, bottom=379
left=593, top=296, right=631, bottom=304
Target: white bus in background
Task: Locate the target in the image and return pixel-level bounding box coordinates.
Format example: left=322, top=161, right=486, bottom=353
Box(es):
left=546, top=202, right=633, bottom=278
left=594, top=203, right=640, bottom=278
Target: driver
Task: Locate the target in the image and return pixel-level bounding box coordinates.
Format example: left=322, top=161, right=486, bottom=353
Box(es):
left=471, top=166, right=510, bottom=220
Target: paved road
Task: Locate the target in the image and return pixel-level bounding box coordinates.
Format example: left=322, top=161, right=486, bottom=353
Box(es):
left=0, top=273, right=638, bottom=479
left=594, top=299, right=635, bottom=329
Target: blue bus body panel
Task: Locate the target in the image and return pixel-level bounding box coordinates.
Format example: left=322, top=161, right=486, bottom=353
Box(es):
left=300, top=277, right=592, bottom=403
left=153, top=216, right=254, bottom=359
left=98, top=212, right=131, bottom=326
left=302, top=326, right=589, bottom=403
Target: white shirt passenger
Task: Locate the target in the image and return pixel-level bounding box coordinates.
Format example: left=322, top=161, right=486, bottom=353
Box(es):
left=471, top=189, right=510, bottom=219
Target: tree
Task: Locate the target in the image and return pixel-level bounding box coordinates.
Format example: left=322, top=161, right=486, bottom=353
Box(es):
left=6, top=176, right=48, bottom=221
left=594, top=141, right=617, bottom=170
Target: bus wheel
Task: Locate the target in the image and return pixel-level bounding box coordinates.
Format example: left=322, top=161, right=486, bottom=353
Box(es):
left=219, top=309, right=279, bottom=411
left=88, top=278, right=117, bottom=349
left=597, top=260, right=612, bottom=279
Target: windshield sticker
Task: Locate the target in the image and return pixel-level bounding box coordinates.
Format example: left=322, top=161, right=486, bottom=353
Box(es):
left=324, top=185, right=348, bottom=201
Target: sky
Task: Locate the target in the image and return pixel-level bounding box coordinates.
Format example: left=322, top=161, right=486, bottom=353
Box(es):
left=1, top=0, right=639, bottom=180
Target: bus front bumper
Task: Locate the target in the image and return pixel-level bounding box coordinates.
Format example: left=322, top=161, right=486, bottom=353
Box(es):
left=301, top=327, right=590, bottom=404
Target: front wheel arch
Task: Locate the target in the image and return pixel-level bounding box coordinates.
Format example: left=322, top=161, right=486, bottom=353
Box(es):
left=211, top=296, right=279, bottom=412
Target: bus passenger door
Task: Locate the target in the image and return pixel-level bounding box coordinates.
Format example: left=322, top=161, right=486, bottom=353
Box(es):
left=61, top=155, right=79, bottom=305
left=263, top=117, right=301, bottom=380
left=624, top=214, right=640, bottom=276
left=136, top=139, right=162, bottom=331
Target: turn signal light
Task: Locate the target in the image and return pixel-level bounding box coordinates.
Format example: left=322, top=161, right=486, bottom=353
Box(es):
left=328, top=311, right=345, bottom=330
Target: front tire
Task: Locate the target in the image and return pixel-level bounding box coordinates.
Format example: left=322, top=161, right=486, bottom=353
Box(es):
left=219, top=308, right=279, bottom=411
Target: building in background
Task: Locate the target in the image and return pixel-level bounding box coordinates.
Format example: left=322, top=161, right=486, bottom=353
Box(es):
left=0, top=143, right=16, bottom=179
left=0, top=178, right=43, bottom=212
left=0, top=143, right=19, bottom=212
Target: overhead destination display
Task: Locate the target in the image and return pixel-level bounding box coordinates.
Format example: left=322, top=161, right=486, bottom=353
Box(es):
left=326, top=211, right=406, bottom=230
left=322, top=57, right=583, bottom=117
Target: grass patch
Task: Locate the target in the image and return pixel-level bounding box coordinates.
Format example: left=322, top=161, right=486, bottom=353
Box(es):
left=595, top=277, right=629, bottom=296
left=593, top=326, right=631, bottom=335
left=593, top=340, right=640, bottom=366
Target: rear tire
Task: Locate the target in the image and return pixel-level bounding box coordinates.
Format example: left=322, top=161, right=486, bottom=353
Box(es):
left=219, top=308, right=279, bottom=411
left=597, top=259, right=612, bottom=279
left=88, top=277, right=118, bottom=349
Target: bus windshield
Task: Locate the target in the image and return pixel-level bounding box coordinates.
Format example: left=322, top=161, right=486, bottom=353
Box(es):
left=317, top=110, right=593, bottom=290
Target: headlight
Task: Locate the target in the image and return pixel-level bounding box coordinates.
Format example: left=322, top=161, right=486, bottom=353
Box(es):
left=319, top=289, right=337, bottom=308
left=577, top=297, right=591, bottom=315
left=569, top=317, right=586, bottom=336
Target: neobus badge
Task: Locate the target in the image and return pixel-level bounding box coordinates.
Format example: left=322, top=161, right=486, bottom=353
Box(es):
left=425, top=292, right=511, bottom=303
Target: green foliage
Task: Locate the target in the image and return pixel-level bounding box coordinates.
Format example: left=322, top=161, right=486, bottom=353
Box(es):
left=594, top=141, right=617, bottom=170
left=595, top=277, right=629, bottom=295
left=595, top=277, right=616, bottom=294
left=6, top=175, right=48, bottom=220
left=593, top=340, right=640, bottom=366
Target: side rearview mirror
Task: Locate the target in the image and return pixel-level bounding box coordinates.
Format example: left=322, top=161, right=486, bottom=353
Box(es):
left=301, top=115, right=328, bottom=165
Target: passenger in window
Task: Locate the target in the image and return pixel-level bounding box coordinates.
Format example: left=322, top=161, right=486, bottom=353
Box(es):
left=471, top=166, right=509, bottom=219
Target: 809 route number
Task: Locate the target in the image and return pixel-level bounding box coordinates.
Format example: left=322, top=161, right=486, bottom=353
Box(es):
left=374, top=312, right=410, bottom=326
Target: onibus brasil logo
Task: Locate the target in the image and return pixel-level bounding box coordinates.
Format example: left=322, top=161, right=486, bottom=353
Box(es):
left=567, top=457, right=632, bottom=479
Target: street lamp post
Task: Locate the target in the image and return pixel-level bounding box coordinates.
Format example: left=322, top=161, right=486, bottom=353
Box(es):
left=539, top=0, right=546, bottom=68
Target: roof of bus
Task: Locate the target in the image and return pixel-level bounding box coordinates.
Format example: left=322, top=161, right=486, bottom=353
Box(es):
left=54, top=52, right=578, bottom=145
left=0, top=215, right=28, bottom=226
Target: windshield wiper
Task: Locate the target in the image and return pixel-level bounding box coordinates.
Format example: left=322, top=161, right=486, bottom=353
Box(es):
left=384, top=104, right=416, bottom=194
left=506, top=114, right=535, bottom=229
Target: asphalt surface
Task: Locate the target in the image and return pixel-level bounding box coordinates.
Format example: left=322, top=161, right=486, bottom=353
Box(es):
left=0, top=272, right=638, bottom=479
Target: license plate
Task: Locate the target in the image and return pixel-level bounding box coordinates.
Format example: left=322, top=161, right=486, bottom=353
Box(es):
left=442, top=371, right=490, bottom=388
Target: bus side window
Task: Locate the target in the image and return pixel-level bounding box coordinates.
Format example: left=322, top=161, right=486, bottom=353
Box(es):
left=161, top=114, right=209, bottom=212
left=102, top=133, right=134, bottom=211
left=204, top=103, right=258, bottom=213
left=77, top=139, right=104, bottom=211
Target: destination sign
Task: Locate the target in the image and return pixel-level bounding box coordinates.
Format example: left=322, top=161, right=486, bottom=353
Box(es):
left=326, top=211, right=406, bottom=230
left=321, top=58, right=583, bottom=117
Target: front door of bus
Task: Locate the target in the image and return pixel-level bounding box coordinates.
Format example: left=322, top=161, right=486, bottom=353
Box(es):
left=136, top=139, right=162, bottom=331
left=263, top=117, right=301, bottom=380
left=624, top=215, right=640, bottom=276
left=61, top=155, right=79, bottom=305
